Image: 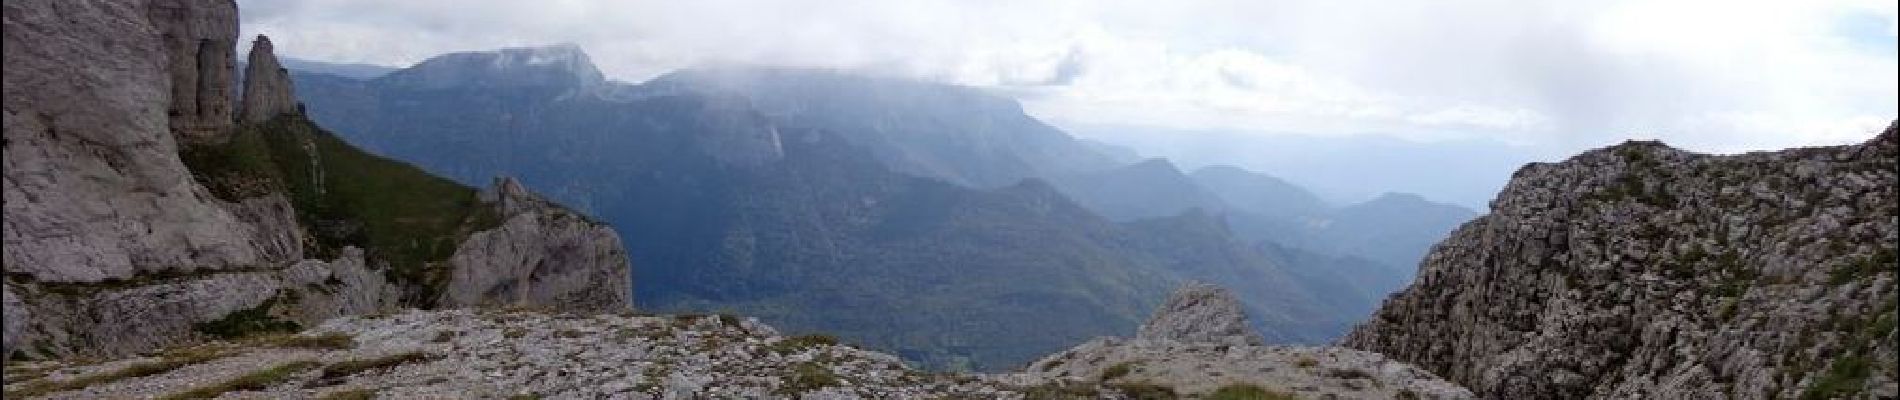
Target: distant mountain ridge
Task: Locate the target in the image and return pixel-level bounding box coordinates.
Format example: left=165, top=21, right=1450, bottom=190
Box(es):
left=284, top=47, right=1382, bottom=370
left=284, top=45, right=1469, bottom=370
left=281, top=57, right=397, bottom=80
left=643, top=65, right=1125, bottom=188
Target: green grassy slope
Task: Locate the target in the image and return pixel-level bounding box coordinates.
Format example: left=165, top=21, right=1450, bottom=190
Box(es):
left=180, top=115, right=504, bottom=305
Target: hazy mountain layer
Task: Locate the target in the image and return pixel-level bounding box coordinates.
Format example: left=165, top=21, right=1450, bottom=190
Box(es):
left=289, top=53, right=1363, bottom=370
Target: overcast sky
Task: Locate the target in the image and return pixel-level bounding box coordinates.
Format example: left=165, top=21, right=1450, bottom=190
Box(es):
left=240, top=0, right=1896, bottom=155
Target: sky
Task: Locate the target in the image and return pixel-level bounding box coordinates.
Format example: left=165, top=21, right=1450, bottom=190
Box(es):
left=239, top=0, right=1897, bottom=156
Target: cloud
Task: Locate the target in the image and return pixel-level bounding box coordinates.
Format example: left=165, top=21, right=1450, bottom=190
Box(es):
left=239, top=0, right=1897, bottom=154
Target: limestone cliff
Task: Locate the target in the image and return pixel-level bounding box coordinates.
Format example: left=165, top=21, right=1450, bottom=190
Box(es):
left=3, top=0, right=294, bottom=285
left=147, top=0, right=237, bottom=141
left=238, top=35, right=299, bottom=124
left=2, top=0, right=633, bottom=362
left=1345, top=124, right=1898, bottom=399
left=440, top=177, right=632, bottom=310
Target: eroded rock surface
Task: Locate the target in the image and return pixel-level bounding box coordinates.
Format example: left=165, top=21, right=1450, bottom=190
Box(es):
left=3, top=0, right=292, bottom=285
left=441, top=177, right=632, bottom=311
left=3, top=0, right=633, bottom=362
left=6, top=310, right=1036, bottom=399
left=148, top=0, right=237, bottom=140
left=238, top=34, right=299, bottom=124
left=1020, top=283, right=1473, bottom=399
left=1345, top=125, right=1899, bottom=399
left=1135, top=282, right=1264, bottom=346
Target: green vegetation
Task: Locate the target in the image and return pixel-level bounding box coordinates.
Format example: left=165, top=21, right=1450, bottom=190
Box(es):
left=1020, top=381, right=1100, bottom=399
left=321, top=352, right=437, bottom=379
left=1326, top=367, right=1373, bottom=380
left=318, top=388, right=378, bottom=400
left=716, top=313, right=743, bottom=328
left=774, top=362, right=841, bottom=395
left=159, top=360, right=320, bottom=400
left=16, top=265, right=281, bottom=298
left=3, top=364, right=54, bottom=384
left=1100, top=362, right=1135, bottom=381
left=192, top=296, right=301, bottom=339
left=1107, top=382, right=1177, bottom=399
left=252, top=332, right=357, bottom=350
left=1208, top=384, right=1297, bottom=400
left=180, top=115, right=505, bottom=306
left=1828, top=249, right=1895, bottom=285
left=767, top=334, right=839, bottom=355
left=1294, top=357, right=1319, bottom=368
left=3, top=347, right=232, bottom=398
left=1800, top=354, right=1872, bottom=400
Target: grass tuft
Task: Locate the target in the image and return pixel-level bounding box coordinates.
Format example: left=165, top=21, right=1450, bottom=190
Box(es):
left=321, top=352, right=438, bottom=379
left=318, top=388, right=378, bottom=400
left=1100, top=362, right=1136, bottom=381
left=1208, top=384, right=1297, bottom=400
left=4, top=348, right=233, bottom=398
left=1107, top=382, right=1177, bottom=399
left=767, top=334, right=839, bottom=355
left=774, top=362, right=841, bottom=395
left=251, top=332, right=357, bottom=350
left=159, top=360, right=320, bottom=400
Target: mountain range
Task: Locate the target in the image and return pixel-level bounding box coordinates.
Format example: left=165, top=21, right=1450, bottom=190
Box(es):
left=283, top=44, right=1474, bottom=370
left=6, top=0, right=1893, bottom=397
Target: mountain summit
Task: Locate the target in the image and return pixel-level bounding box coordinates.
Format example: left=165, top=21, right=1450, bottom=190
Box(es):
left=378, top=43, right=605, bottom=92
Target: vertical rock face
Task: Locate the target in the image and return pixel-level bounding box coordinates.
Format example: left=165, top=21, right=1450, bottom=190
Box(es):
left=1345, top=124, right=1898, bottom=399
left=147, top=0, right=237, bottom=141
left=4, top=0, right=290, bottom=284
left=1136, top=282, right=1266, bottom=346
left=238, top=35, right=299, bottom=124
left=2, top=0, right=308, bottom=359
left=440, top=177, right=633, bottom=311
left=4, top=0, right=632, bottom=361
left=691, top=96, right=786, bottom=167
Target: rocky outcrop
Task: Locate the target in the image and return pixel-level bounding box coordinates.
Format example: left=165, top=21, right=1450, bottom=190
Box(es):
left=1345, top=124, right=1898, bottom=399
left=4, top=247, right=398, bottom=359
left=440, top=177, right=632, bottom=310
left=3, top=0, right=295, bottom=284
left=147, top=0, right=238, bottom=141
left=1026, top=337, right=1475, bottom=399
left=3, top=0, right=308, bottom=360
left=1019, top=283, right=1473, bottom=398
left=238, top=35, right=299, bottom=124
left=1135, top=282, right=1264, bottom=346
left=3, top=0, right=633, bottom=362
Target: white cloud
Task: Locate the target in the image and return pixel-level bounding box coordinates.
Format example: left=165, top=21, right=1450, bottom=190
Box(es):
left=239, top=0, right=1897, bottom=154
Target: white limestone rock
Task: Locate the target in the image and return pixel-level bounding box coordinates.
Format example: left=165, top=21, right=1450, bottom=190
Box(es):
left=439, top=177, right=632, bottom=311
